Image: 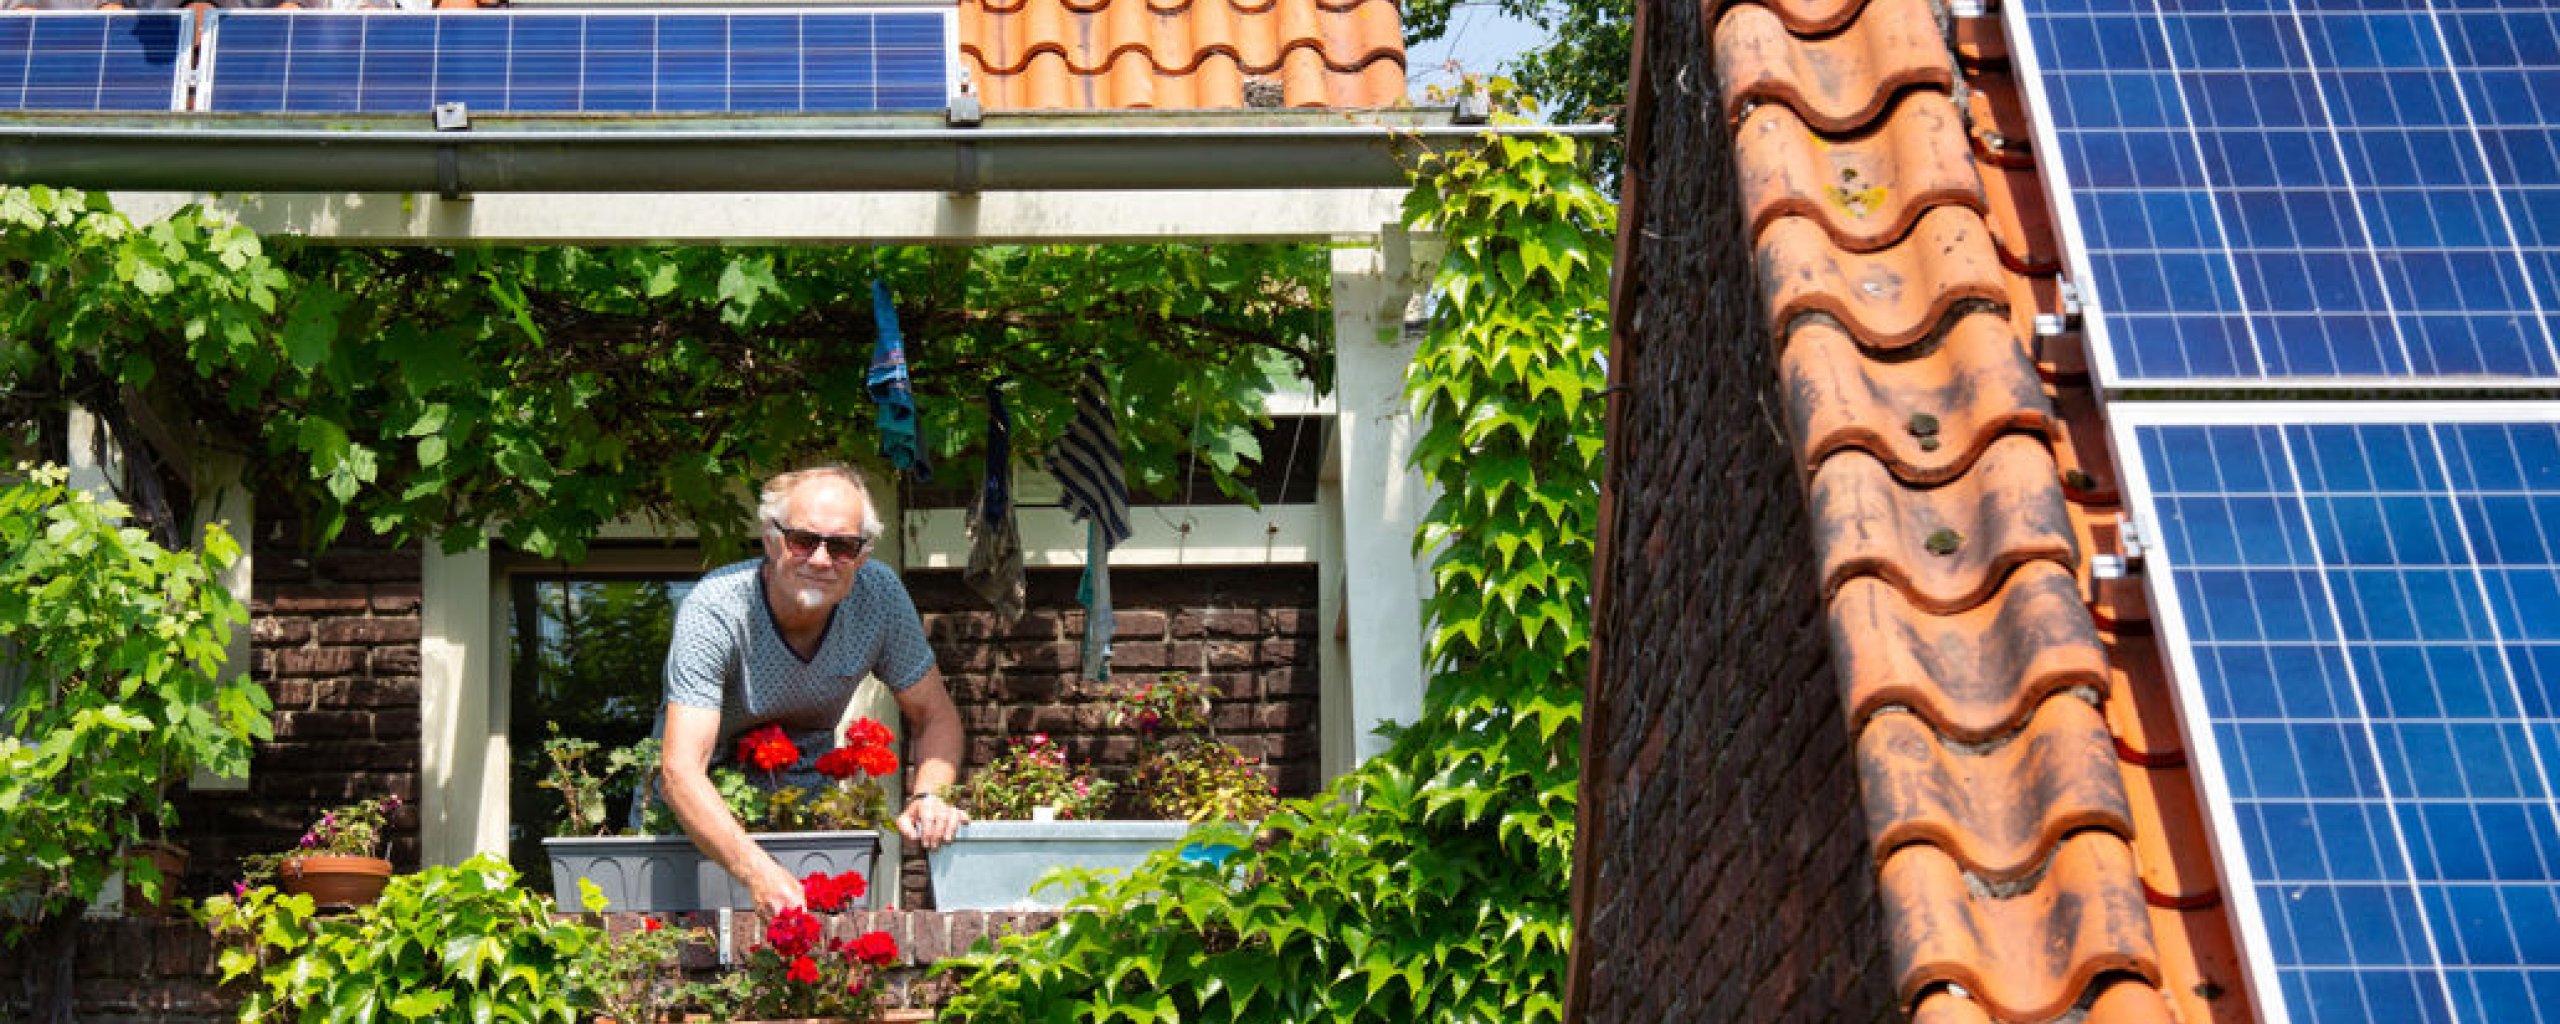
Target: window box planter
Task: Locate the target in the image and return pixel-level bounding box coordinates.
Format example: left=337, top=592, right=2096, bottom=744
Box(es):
left=542, top=831, right=881, bottom=913
left=927, top=820, right=1236, bottom=911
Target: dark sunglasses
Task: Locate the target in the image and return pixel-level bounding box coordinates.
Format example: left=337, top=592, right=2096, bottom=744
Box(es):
left=769, top=521, right=872, bottom=561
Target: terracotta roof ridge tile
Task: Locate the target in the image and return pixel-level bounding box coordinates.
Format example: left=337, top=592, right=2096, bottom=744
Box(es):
left=963, top=38, right=1406, bottom=76
left=1736, top=91, right=1985, bottom=253
left=1711, top=0, right=1875, bottom=38
left=1859, top=697, right=2134, bottom=881
left=1830, top=561, right=2110, bottom=742
left=1882, top=834, right=2163, bottom=1021
left=1917, top=979, right=2180, bottom=1024
left=1832, top=560, right=2109, bottom=742
left=1782, top=312, right=2055, bottom=487
left=1759, top=206, right=2010, bottom=352
left=1713, top=0, right=1954, bottom=135
left=1810, top=435, right=2079, bottom=614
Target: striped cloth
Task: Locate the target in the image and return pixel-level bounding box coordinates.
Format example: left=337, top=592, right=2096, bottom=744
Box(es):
left=1042, top=369, right=1131, bottom=548
left=1042, top=369, right=1129, bottom=680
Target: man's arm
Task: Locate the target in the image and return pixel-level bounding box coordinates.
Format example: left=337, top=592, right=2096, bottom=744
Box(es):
left=891, top=668, right=968, bottom=849
left=659, top=702, right=803, bottom=916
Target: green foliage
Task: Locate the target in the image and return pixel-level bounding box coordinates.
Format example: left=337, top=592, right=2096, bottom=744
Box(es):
left=204, top=854, right=601, bottom=1024
left=1404, top=0, right=1631, bottom=129
left=566, top=883, right=705, bottom=1024
left=1, top=185, right=1331, bottom=560
left=0, top=464, right=270, bottom=930
left=935, top=133, right=1609, bottom=1022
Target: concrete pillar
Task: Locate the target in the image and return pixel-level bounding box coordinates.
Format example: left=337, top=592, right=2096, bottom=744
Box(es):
left=420, top=541, right=505, bottom=865
left=1327, top=237, right=1433, bottom=767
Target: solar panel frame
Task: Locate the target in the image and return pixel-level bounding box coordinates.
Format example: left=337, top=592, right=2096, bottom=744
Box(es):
left=2113, top=401, right=2560, bottom=1024
left=2002, top=0, right=2560, bottom=391
left=192, top=7, right=959, bottom=116
left=0, top=11, right=193, bottom=114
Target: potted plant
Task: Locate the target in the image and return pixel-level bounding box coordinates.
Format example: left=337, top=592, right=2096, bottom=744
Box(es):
left=204, top=853, right=599, bottom=1024
left=929, top=673, right=1278, bottom=910
left=237, top=794, right=402, bottom=908
left=541, top=718, right=899, bottom=913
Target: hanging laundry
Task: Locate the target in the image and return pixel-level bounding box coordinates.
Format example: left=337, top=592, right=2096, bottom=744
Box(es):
left=867, top=279, right=931, bottom=481
left=1042, top=369, right=1130, bottom=680
left=964, top=385, right=1027, bottom=629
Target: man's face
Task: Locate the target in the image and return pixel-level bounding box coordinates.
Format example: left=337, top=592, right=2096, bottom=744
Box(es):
left=761, top=477, right=872, bottom=614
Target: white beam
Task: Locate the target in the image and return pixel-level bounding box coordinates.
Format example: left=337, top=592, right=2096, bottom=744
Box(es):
left=902, top=504, right=1322, bottom=568
left=105, top=189, right=1409, bottom=245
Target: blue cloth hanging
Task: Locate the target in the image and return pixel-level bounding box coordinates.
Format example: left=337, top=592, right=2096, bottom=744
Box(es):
left=963, top=385, right=1026, bottom=627
left=867, top=279, right=931, bottom=480
left=1043, top=368, right=1129, bottom=680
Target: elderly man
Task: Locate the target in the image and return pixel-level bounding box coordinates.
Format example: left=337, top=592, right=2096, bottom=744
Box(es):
left=658, top=465, right=969, bottom=916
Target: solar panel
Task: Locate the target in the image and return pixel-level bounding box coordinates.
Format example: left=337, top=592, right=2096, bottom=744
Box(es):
left=0, top=12, right=189, bottom=113
left=2005, top=0, right=2560, bottom=387
left=198, top=9, right=954, bottom=116
left=2117, top=403, right=2560, bottom=1024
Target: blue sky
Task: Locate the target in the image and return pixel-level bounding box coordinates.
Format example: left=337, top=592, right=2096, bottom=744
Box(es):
left=1403, top=3, right=1548, bottom=105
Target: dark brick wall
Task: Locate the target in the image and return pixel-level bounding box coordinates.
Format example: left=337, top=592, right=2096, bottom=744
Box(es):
left=1571, top=0, right=1898, bottom=1018
left=167, top=501, right=426, bottom=898
left=899, top=564, right=1323, bottom=908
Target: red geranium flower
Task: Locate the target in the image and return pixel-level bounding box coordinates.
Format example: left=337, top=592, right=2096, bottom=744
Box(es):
left=812, top=746, right=862, bottom=780
left=786, top=954, right=821, bottom=985
left=800, top=869, right=867, bottom=913
left=765, top=907, right=822, bottom=958
left=854, top=744, right=899, bottom=778
left=738, top=724, right=801, bottom=773
left=843, top=718, right=894, bottom=750
left=850, top=930, right=897, bottom=967
left=642, top=917, right=664, bottom=932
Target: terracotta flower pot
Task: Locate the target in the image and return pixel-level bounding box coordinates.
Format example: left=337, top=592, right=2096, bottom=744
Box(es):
left=127, top=841, right=189, bottom=917
left=280, top=855, right=394, bottom=907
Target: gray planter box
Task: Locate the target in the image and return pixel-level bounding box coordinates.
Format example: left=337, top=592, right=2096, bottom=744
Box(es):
left=929, top=820, right=1236, bottom=911
left=543, top=830, right=881, bottom=913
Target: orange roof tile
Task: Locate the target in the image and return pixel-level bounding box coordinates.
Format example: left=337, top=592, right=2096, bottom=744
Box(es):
left=1712, top=0, right=1951, bottom=134
left=1809, top=435, right=2079, bottom=613
left=1757, top=207, right=2010, bottom=352
left=1880, top=834, right=2161, bottom=1020
left=1857, top=698, right=2132, bottom=880
left=960, top=0, right=1405, bottom=110
left=1829, top=562, right=2111, bottom=742
left=1734, top=92, right=1986, bottom=252
left=1781, top=313, right=2056, bottom=486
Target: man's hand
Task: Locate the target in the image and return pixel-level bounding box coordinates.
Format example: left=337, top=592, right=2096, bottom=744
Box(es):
left=746, top=858, right=807, bottom=918
left=898, top=792, right=968, bottom=849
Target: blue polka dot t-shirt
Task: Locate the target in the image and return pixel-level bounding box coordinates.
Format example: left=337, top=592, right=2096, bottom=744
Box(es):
left=663, top=557, right=936, bottom=771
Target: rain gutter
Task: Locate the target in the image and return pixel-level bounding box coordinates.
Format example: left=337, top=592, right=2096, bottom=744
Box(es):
left=0, top=113, right=1615, bottom=193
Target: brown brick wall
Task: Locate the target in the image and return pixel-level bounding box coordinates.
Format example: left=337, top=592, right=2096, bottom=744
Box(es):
left=1570, top=0, right=1898, bottom=1017
left=167, top=502, right=426, bottom=899
left=898, top=564, right=1322, bottom=908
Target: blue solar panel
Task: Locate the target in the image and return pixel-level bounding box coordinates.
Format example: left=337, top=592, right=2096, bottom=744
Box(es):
left=2120, top=405, right=2560, bottom=1023
left=0, top=12, right=188, bottom=113
left=2006, top=0, right=2560, bottom=386
left=200, top=10, right=951, bottom=115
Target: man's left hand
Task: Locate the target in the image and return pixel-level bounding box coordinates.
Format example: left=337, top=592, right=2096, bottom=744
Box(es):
left=898, top=792, right=967, bottom=850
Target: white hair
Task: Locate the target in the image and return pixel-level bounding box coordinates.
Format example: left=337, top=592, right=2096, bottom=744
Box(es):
left=757, top=465, right=884, bottom=537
